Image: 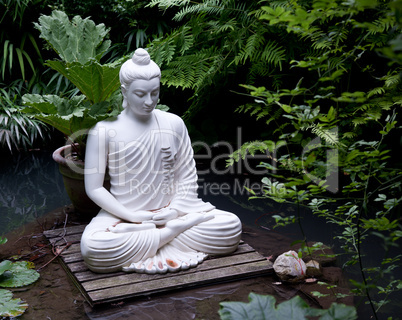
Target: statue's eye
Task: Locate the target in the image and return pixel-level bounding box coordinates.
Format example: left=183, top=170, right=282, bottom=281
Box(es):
left=134, top=92, right=145, bottom=98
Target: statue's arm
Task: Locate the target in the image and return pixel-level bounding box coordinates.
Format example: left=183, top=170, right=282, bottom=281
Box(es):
left=168, top=117, right=201, bottom=210
left=84, top=124, right=153, bottom=223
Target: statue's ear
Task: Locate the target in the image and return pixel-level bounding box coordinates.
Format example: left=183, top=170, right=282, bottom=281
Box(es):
left=121, top=85, right=127, bottom=98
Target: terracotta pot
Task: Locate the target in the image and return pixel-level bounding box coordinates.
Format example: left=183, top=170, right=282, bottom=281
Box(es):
left=53, top=145, right=108, bottom=216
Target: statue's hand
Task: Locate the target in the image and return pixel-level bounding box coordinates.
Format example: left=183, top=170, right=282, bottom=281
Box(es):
left=145, top=208, right=179, bottom=226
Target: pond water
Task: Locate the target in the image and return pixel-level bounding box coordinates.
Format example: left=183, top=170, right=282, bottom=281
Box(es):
left=0, top=151, right=70, bottom=236
left=1, top=150, right=400, bottom=319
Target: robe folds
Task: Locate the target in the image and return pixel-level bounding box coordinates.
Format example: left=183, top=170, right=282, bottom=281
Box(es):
left=81, top=110, right=242, bottom=274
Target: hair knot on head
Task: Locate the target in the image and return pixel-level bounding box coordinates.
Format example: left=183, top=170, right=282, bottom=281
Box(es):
left=132, top=48, right=150, bottom=66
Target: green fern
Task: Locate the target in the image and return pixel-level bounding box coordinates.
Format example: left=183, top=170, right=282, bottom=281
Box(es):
left=147, top=0, right=290, bottom=121
left=173, top=0, right=223, bottom=21
left=343, top=132, right=357, bottom=139
left=147, top=0, right=190, bottom=10
left=161, top=51, right=218, bottom=89
left=303, top=124, right=343, bottom=148
left=352, top=117, right=369, bottom=127
left=233, top=32, right=266, bottom=65
left=227, top=140, right=277, bottom=166
left=367, top=87, right=386, bottom=98
left=148, top=34, right=177, bottom=67
left=383, top=73, right=401, bottom=88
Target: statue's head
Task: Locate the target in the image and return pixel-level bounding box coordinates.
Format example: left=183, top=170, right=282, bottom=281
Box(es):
left=119, top=48, right=161, bottom=109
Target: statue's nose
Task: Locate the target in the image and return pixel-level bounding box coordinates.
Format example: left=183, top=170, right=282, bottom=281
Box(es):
left=145, top=94, right=153, bottom=106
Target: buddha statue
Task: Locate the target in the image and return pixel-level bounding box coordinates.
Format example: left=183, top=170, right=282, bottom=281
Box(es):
left=80, top=48, right=242, bottom=274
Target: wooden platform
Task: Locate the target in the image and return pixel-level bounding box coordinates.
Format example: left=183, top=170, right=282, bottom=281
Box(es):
left=43, top=225, right=273, bottom=306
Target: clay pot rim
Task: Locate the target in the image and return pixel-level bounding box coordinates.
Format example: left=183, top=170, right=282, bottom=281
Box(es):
left=53, top=144, right=83, bottom=167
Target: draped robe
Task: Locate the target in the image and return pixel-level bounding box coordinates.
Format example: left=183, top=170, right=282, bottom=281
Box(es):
left=80, top=110, right=242, bottom=273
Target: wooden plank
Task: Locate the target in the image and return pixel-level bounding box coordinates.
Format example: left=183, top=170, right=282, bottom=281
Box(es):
left=43, top=225, right=273, bottom=307
left=82, top=251, right=266, bottom=292
left=75, top=270, right=126, bottom=282
left=218, top=243, right=255, bottom=255
left=62, top=252, right=83, bottom=264
left=48, top=233, right=82, bottom=246
left=68, top=261, right=89, bottom=273
left=88, top=260, right=271, bottom=304
left=43, top=225, right=86, bottom=238
left=61, top=243, right=81, bottom=256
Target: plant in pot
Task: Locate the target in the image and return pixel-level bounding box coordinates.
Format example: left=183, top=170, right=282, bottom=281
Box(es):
left=21, top=10, right=123, bottom=215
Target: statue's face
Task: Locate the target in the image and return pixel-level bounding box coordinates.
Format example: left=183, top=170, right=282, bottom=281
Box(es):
left=124, top=78, right=160, bottom=117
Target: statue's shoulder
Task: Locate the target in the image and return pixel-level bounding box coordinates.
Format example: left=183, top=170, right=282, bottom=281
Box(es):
left=92, top=115, right=119, bottom=130
left=155, top=109, right=185, bottom=129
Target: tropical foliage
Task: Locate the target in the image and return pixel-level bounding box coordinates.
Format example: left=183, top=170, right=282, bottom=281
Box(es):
left=51, top=0, right=170, bottom=56
left=0, top=0, right=52, bottom=152
left=146, top=0, right=291, bottom=141
left=0, top=0, right=45, bottom=85
left=0, top=86, right=46, bottom=151
left=223, top=0, right=402, bottom=318
left=21, top=10, right=123, bottom=158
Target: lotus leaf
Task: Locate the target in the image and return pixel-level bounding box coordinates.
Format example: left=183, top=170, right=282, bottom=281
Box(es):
left=0, top=261, right=40, bottom=288
left=0, top=289, right=28, bottom=317
left=219, top=293, right=357, bottom=320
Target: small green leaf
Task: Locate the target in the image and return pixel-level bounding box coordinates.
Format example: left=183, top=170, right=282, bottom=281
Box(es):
left=156, top=104, right=170, bottom=112
left=0, top=289, right=28, bottom=318
left=278, top=102, right=292, bottom=113
left=0, top=261, right=40, bottom=288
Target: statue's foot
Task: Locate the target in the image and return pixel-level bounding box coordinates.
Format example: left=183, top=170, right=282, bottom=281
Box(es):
left=122, top=244, right=208, bottom=274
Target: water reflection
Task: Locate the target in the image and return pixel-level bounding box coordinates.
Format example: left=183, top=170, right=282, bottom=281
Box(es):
left=85, top=281, right=242, bottom=320
left=0, top=151, right=70, bottom=236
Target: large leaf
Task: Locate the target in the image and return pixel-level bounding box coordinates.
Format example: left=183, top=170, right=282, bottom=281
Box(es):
left=46, top=60, right=121, bottom=104
left=34, top=10, right=110, bottom=64
left=0, top=289, right=28, bottom=318
left=21, top=94, right=86, bottom=136
left=0, top=261, right=40, bottom=288
left=22, top=94, right=85, bottom=116
left=22, top=94, right=121, bottom=139
left=319, top=303, right=358, bottom=320
left=219, top=293, right=357, bottom=320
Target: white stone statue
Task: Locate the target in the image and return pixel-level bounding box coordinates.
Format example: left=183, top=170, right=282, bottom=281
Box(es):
left=80, top=48, right=242, bottom=274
